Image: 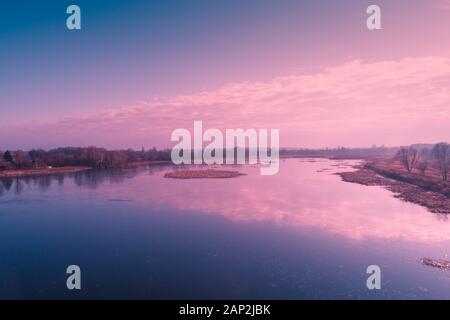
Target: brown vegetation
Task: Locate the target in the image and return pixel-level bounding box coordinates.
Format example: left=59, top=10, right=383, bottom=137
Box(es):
left=432, top=142, right=450, bottom=181
left=338, top=167, right=450, bottom=214
left=396, top=147, right=419, bottom=173
left=338, top=144, right=450, bottom=214
left=420, top=258, right=450, bottom=270
left=0, top=147, right=172, bottom=171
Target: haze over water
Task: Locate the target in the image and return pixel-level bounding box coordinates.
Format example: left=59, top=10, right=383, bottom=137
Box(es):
left=1, top=159, right=449, bottom=299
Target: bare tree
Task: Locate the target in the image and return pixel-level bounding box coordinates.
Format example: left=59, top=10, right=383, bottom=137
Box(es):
left=432, top=142, right=450, bottom=181
left=416, top=161, right=429, bottom=176
left=396, top=147, right=419, bottom=173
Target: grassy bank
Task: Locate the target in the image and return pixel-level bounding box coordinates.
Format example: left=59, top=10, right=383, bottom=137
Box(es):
left=338, top=160, right=450, bottom=214
left=365, top=161, right=450, bottom=197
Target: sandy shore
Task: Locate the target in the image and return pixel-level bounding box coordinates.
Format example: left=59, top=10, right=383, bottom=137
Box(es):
left=164, top=169, right=246, bottom=179
left=337, top=166, right=450, bottom=214
left=0, top=166, right=91, bottom=178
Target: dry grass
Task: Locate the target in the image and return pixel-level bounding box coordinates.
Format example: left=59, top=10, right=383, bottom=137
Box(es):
left=338, top=159, right=450, bottom=214
left=366, top=160, right=450, bottom=197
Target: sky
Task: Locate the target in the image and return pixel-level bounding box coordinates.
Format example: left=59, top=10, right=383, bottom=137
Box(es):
left=0, top=0, right=449, bottom=150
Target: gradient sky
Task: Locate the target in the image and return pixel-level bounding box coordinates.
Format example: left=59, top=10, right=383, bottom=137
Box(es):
left=1, top=0, right=450, bottom=149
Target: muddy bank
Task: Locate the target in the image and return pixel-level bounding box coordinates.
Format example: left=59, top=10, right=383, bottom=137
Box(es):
left=337, top=167, right=450, bottom=214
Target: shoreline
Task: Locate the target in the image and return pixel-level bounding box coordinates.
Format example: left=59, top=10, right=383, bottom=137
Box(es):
left=0, top=166, right=91, bottom=178
left=337, top=163, right=450, bottom=214
left=0, top=160, right=173, bottom=178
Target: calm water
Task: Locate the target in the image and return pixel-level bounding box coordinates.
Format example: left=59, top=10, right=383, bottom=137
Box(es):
left=0, top=158, right=449, bottom=299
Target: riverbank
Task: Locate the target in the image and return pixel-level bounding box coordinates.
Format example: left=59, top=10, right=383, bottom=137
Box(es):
left=0, top=161, right=172, bottom=178
left=337, top=162, right=450, bottom=214
left=0, top=166, right=91, bottom=178
left=164, top=169, right=246, bottom=179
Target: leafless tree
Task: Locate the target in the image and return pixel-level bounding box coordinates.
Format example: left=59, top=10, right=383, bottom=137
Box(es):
left=432, top=142, right=450, bottom=181
left=396, top=147, right=419, bottom=173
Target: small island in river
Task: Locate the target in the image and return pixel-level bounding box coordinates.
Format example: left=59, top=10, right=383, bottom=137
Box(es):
left=420, top=258, right=450, bottom=270
left=164, top=169, right=246, bottom=179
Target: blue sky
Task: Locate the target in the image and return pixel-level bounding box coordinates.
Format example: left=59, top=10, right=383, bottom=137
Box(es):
left=1, top=0, right=449, bottom=149
left=1, top=0, right=389, bottom=121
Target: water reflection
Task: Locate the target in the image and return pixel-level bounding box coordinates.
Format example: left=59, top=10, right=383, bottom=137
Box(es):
left=1, top=160, right=449, bottom=244
left=0, top=164, right=172, bottom=195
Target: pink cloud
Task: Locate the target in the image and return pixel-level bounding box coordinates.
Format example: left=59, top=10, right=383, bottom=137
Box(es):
left=1, top=56, right=450, bottom=150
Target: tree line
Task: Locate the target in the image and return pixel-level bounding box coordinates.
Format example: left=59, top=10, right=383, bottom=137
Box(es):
left=0, top=147, right=171, bottom=170
left=396, top=142, right=450, bottom=181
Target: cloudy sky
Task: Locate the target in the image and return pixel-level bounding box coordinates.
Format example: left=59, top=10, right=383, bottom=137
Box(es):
left=1, top=0, right=449, bottom=149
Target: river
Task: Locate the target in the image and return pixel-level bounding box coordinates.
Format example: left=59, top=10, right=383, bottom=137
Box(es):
left=0, top=158, right=449, bottom=299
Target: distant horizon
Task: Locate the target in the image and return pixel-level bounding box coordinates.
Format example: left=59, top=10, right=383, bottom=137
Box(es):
left=1, top=142, right=446, bottom=152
